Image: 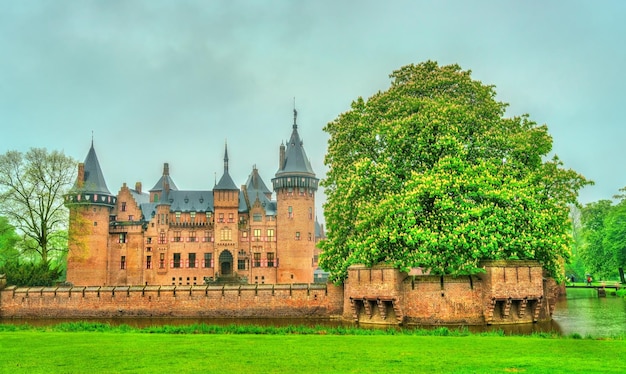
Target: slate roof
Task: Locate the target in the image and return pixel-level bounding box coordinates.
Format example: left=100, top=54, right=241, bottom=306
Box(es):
left=74, top=142, right=112, bottom=195
left=276, top=116, right=315, bottom=177
left=150, top=163, right=179, bottom=192
left=214, top=144, right=239, bottom=190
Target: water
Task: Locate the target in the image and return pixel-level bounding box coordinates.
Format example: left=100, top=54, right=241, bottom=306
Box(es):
left=551, top=288, right=626, bottom=337
left=2, top=289, right=624, bottom=337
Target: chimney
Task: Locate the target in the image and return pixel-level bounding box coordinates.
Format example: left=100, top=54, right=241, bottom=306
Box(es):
left=135, top=182, right=142, bottom=194
left=77, top=163, right=85, bottom=188
left=163, top=163, right=169, bottom=176
left=279, top=142, right=285, bottom=170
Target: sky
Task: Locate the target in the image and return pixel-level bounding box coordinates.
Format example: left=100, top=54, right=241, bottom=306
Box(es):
left=1, top=1, right=625, bottom=221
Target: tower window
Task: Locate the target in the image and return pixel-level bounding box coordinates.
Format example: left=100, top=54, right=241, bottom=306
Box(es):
left=146, top=256, right=152, bottom=269
left=295, top=231, right=300, bottom=241
left=288, top=206, right=293, bottom=218
left=121, top=202, right=126, bottom=212
left=120, top=256, right=126, bottom=270
left=173, top=253, right=181, bottom=268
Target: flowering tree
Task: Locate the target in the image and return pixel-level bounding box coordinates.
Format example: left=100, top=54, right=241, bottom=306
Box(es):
left=319, top=61, right=590, bottom=283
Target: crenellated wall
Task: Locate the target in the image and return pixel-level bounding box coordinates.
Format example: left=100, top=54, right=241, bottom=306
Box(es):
left=0, top=261, right=555, bottom=325
left=342, top=261, right=553, bottom=325
left=0, top=283, right=344, bottom=319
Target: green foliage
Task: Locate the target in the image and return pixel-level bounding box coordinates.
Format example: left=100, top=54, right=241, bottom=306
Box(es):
left=0, top=148, right=76, bottom=264
left=0, top=216, right=20, bottom=266
left=320, top=61, right=590, bottom=283
left=579, top=193, right=626, bottom=281
left=0, top=260, right=62, bottom=286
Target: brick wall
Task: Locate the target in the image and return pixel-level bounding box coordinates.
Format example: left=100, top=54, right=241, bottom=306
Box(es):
left=0, top=261, right=553, bottom=325
left=0, top=283, right=344, bottom=319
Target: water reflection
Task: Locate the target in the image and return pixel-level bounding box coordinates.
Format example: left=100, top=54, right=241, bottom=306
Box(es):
left=552, top=288, right=626, bottom=337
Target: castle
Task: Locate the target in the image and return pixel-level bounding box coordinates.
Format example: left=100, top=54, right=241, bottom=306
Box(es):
left=63, top=111, right=322, bottom=287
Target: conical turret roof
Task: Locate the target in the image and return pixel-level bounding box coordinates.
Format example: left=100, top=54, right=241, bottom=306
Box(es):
left=276, top=109, right=315, bottom=177
left=76, top=142, right=111, bottom=194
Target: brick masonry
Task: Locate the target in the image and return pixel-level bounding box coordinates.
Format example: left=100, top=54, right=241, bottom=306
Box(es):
left=0, top=261, right=557, bottom=325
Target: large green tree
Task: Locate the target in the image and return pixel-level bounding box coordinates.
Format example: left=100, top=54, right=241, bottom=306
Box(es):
left=580, top=194, right=626, bottom=282
left=0, top=148, right=76, bottom=264
left=319, top=61, right=590, bottom=283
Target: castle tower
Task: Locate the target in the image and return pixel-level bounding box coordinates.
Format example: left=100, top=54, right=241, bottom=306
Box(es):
left=272, top=109, right=319, bottom=283
left=213, top=143, right=241, bottom=277
left=64, top=141, right=116, bottom=286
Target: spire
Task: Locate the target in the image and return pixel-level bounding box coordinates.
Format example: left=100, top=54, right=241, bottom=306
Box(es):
left=293, top=97, right=298, bottom=129
left=214, top=142, right=238, bottom=190
left=224, top=140, right=229, bottom=174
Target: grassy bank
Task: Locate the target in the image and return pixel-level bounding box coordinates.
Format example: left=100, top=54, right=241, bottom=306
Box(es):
left=0, top=323, right=625, bottom=373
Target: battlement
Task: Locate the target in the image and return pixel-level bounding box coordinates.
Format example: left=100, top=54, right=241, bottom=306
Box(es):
left=0, top=283, right=343, bottom=319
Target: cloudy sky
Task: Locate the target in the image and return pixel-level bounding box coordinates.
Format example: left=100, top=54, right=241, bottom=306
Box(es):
left=1, top=1, right=625, bottom=220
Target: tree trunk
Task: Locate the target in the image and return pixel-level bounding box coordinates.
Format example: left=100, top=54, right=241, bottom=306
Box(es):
left=619, top=267, right=625, bottom=284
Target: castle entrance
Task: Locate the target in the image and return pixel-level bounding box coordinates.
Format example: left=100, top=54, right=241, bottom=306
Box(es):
left=219, top=250, right=233, bottom=276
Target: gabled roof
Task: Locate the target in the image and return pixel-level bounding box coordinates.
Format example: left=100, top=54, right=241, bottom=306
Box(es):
left=76, top=142, right=112, bottom=194
left=276, top=110, right=315, bottom=177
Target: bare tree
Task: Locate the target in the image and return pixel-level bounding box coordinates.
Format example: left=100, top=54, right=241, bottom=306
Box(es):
left=0, top=148, right=76, bottom=264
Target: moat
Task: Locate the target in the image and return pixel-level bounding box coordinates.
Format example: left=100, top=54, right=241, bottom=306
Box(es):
left=2, top=289, right=624, bottom=337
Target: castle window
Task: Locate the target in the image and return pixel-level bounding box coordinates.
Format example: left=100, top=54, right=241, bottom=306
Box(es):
left=309, top=208, right=313, bottom=220
left=253, top=253, right=261, bottom=268
left=218, top=213, right=224, bottom=223
left=159, top=231, right=166, bottom=244
left=228, top=213, right=234, bottom=223
left=190, top=212, right=196, bottom=224
left=121, top=202, right=126, bottom=212
left=160, top=253, right=165, bottom=269
left=238, top=259, right=246, bottom=270
left=204, top=231, right=212, bottom=242
left=128, top=215, right=133, bottom=221
left=242, top=231, right=248, bottom=238
left=253, top=213, right=262, bottom=222
left=147, top=237, right=152, bottom=244
left=118, top=233, right=127, bottom=244
left=173, top=231, right=182, bottom=242
left=146, top=256, right=152, bottom=269
left=288, top=206, right=293, bottom=218
left=267, top=252, right=275, bottom=268
left=206, top=212, right=212, bottom=222
left=203, top=253, right=213, bottom=268
left=295, top=231, right=300, bottom=241
left=188, top=253, right=196, bottom=268
left=146, top=247, right=152, bottom=252
left=267, top=229, right=274, bottom=241
left=220, top=227, right=232, bottom=241
left=175, top=212, right=181, bottom=224
left=253, top=229, right=261, bottom=240
left=299, top=187, right=305, bottom=196
left=189, top=231, right=197, bottom=242
left=120, top=256, right=126, bottom=270
left=308, top=232, right=312, bottom=241
left=173, top=253, right=181, bottom=268
left=93, top=221, right=97, bottom=226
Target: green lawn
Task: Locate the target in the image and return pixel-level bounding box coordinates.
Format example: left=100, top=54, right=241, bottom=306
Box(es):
left=1, top=328, right=625, bottom=373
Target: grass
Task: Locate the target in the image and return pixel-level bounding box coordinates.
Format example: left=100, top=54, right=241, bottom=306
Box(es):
left=0, top=323, right=625, bottom=373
